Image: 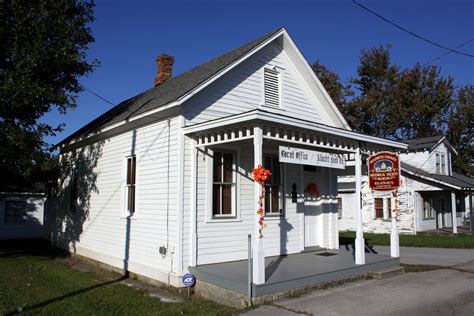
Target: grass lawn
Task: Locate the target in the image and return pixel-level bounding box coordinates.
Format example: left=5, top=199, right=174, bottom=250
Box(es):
left=401, top=264, right=446, bottom=273
left=339, top=231, right=474, bottom=249
left=0, top=240, right=236, bottom=315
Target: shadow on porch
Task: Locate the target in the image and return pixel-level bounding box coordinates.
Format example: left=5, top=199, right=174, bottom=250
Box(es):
left=190, top=248, right=399, bottom=297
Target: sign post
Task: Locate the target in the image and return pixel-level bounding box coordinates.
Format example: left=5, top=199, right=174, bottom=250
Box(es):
left=368, top=151, right=401, bottom=258
left=182, top=273, right=196, bottom=299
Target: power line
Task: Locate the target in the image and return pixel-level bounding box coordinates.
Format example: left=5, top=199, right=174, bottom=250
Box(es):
left=424, top=38, right=474, bottom=66
left=352, top=0, right=474, bottom=58
left=78, top=83, right=115, bottom=106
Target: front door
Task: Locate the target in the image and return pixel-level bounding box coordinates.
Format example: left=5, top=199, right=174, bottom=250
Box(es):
left=303, top=166, right=321, bottom=248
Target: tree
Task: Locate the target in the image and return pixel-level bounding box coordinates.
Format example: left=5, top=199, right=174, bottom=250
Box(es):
left=392, top=63, right=455, bottom=139
left=311, top=60, right=352, bottom=110
left=345, top=45, right=399, bottom=138
left=0, top=0, right=97, bottom=188
left=446, top=86, right=474, bottom=175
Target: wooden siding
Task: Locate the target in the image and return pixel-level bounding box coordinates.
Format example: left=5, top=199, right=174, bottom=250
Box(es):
left=0, top=194, right=45, bottom=239
left=53, top=117, right=182, bottom=285
left=182, top=42, right=333, bottom=127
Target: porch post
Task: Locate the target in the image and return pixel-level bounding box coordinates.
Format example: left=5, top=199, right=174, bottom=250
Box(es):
left=354, top=147, right=365, bottom=264
left=253, top=126, right=265, bottom=284
left=451, top=191, right=458, bottom=234
left=470, top=192, right=473, bottom=232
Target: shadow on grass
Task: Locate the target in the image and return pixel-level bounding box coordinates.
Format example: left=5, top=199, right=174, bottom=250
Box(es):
left=4, top=276, right=128, bottom=316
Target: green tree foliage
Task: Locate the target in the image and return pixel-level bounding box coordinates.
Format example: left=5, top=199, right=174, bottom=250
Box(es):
left=312, top=46, right=471, bottom=174
left=0, top=0, right=97, bottom=188
left=345, top=45, right=399, bottom=138
left=393, top=64, right=455, bottom=139
left=311, top=60, right=353, bottom=110
left=446, top=86, right=474, bottom=175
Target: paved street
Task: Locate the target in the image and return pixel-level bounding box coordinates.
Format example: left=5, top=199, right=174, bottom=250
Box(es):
left=371, top=246, right=474, bottom=266
left=243, top=261, right=474, bottom=316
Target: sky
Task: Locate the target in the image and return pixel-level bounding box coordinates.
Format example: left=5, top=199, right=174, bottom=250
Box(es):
left=43, top=0, right=474, bottom=146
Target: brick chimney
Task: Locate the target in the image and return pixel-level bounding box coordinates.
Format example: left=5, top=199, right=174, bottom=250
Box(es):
left=154, top=54, right=175, bottom=86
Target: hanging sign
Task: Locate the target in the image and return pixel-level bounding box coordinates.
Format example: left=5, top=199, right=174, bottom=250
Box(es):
left=368, top=151, right=401, bottom=192
left=279, top=146, right=345, bottom=169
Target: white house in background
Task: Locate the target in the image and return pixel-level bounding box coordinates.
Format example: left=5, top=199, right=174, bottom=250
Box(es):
left=0, top=191, right=46, bottom=240
left=51, top=27, right=407, bottom=287
left=338, top=136, right=474, bottom=235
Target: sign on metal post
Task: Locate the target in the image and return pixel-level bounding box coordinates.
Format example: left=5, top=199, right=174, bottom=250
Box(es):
left=182, top=273, right=195, bottom=299
left=367, top=151, right=401, bottom=192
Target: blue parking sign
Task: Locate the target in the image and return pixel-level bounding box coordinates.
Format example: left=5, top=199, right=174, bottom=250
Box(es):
left=182, top=273, right=195, bottom=287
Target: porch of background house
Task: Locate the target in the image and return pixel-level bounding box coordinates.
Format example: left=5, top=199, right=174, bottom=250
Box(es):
left=190, top=246, right=398, bottom=297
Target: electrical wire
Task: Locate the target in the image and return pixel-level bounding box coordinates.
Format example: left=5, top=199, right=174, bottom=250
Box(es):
left=352, top=0, right=474, bottom=58
left=78, top=82, right=115, bottom=106
left=424, top=38, right=474, bottom=66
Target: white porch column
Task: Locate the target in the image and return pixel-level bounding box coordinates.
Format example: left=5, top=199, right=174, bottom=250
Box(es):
left=253, top=126, right=265, bottom=284
left=390, top=193, right=400, bottom=258
left=451, top=192, right=458, bottom=234
left=470, top=192, right=473, bottom=232
left=354, top=147, right=365, bottom=264
left=383, top=197, right=389, bottom=220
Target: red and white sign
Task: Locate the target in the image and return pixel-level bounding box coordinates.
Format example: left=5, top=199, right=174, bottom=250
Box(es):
left=368, top=151, right=401, bottom=192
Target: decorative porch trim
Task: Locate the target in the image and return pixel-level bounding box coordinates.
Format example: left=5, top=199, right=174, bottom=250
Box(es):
left=184, top=109, right=408, bottom=151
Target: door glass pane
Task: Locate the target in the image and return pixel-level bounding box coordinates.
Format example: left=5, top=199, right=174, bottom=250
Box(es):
left=223, top=153, right=233, bottom=183
left=264, top=187, right=270, bottom=213
left=271, top=185, right=280, bottom=213
left=212, top=184, right=221, bottom=215
left=272, top=159, right=280, bottom=185
left=222, top=184, right=232, bottom=214
left=213, top=152, right=222, bottom=182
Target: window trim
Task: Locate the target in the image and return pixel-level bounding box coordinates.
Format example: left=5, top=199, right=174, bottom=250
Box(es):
left=263, top=154, right=284, bottom=216
left=206, top=147, right=241, bottom=222
left=422, top=196, right=435, bottom=220
left=262, top=66, right=282, bottom=109
left=436, top=153, right=446, bottom=175
left=122, top=155, right=137, bottom=218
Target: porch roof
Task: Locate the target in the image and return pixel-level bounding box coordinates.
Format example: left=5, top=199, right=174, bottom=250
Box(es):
left=184, top=109, right=408, bottom=153
left=402, top=163, right=474, bottom=191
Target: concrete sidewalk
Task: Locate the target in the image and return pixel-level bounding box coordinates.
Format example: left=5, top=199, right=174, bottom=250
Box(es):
left=243, top=261, right=474, bottom=316
left=370, top=246, right=474, bottom=266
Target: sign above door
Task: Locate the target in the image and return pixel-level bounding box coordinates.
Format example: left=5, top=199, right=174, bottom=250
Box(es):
left=278, top=146, right=345, bottom=169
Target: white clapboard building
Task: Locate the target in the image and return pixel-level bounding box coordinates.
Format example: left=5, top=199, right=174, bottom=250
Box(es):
left=338, top=136, right=474, bottom=234
left=51, top=28, right=409, bottom=289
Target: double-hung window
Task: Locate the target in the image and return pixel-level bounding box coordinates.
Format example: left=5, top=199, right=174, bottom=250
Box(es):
left=374, top=198, right=392, bottom=219
left=264, top=156, right=283, bottom=215
left=422, top=196, right=435, bottom=220
left=436, top=153, right=446, bottom=175
left=212, top=151, right=236, bottom=217
left=125, top=156, right=136, bottom=215
left=337, top=197, right=343, bottom=218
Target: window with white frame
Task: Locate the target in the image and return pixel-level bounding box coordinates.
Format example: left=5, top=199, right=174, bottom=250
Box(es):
left=125, top=156, right=136, bottom=215
left=5, top=200, right=26, bottom=223
left=422, top=196, right=435, bottom=220
left=212, top=151, right=236, bottom=217
left=264, top=68, right=280, bottom=107
left=456, top=198, right=462, bottom=217
left=436, top=153, right=446, bottom=175
left=264, top=155, right=283, bottom=215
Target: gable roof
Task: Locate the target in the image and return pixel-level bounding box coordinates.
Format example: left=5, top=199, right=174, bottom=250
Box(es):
left=403, top=136, right=444, bottom=151
left=401, top=162, right=473, bottom=190
left=403, top=135, right=457, bottom=155
left=56, top=27, right=284, bottom=148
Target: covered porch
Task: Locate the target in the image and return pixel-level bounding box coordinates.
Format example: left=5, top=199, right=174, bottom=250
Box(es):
left=183, top=109, right=408, bottom=286
left=190, top=246, right=399, bottom=297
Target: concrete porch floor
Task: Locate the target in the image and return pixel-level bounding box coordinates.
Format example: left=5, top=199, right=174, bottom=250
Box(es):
left=190, top=247, right=399, bottom=297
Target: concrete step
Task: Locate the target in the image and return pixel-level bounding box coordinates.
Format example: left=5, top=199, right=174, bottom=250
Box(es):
left=369, top=266, right=405, bottom=279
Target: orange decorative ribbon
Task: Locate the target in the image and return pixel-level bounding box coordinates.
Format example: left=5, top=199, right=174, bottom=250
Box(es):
left=251, top=165, right=271, bottom=239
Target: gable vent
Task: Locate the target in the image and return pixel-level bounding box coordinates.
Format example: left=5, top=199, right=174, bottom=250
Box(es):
left=264, top=68, right=280, bottom=107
